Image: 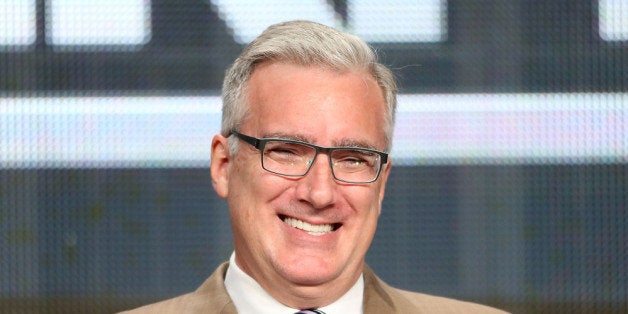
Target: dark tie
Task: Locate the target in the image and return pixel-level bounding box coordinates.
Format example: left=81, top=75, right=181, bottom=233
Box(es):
left=295, top=309, right=326, bottom=314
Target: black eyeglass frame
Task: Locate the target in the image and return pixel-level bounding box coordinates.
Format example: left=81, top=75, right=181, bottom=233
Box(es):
left=230, top=130, right=389, bottom=183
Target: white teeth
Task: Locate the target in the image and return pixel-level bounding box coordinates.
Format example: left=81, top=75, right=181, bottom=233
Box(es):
left=283, top=217, right=334, bottom=236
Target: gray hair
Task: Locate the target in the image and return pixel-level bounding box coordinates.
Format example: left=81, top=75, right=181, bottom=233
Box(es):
left=221, top=20, right=397, bottom=152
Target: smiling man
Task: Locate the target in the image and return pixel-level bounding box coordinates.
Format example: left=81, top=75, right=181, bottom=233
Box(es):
left=122, top=20, right=507, bottom=313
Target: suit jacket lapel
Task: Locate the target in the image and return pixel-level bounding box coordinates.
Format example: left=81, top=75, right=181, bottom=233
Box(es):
left=195, top=262, right=238, bottom=313
left=362, top=265, right=397, bottom=313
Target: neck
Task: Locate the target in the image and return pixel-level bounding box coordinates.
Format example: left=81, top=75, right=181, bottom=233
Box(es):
left=234, top=254, right=364, bottom=309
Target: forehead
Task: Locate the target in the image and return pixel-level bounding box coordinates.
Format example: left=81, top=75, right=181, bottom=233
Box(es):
left=243, top=62, right=387, bottom=149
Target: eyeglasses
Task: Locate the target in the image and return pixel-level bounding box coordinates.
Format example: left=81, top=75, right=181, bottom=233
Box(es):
left=230, top=131, right=388, bottom=184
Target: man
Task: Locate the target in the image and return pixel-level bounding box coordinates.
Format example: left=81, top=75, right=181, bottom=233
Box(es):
left=122, top=20, right=507, bottom=313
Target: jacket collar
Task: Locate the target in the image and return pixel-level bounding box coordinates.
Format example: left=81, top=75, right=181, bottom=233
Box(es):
left=203, top=262, right=399, bottom=314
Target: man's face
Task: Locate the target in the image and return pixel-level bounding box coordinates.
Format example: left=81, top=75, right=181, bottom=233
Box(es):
left=211, top=61, right=391, bottom=305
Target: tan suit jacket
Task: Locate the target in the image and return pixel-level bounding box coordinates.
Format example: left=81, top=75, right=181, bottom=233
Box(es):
left=121, top=262, right=508, bottom=313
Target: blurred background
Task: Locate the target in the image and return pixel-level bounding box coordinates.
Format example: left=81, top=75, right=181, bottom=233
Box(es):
left=1, top=0, right=626, bottom=313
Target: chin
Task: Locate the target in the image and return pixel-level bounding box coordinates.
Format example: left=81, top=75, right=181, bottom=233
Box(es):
left=287, top=272, right=336, bottom=287
left=278, top=260, right=341, bottom=286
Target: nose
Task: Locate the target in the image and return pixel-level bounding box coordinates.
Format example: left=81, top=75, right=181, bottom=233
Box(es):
left=295, top=153, right=335, bottom=209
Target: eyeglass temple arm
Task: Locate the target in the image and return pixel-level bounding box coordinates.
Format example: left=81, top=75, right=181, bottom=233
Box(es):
left=230, top=130, right=261, bottom=149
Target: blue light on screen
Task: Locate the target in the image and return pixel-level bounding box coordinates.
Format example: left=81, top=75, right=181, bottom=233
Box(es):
left=210, top=0, right=445, bottom=44
left=1, top=93, right=626, bottom=168
left=211, top=0, right=341, bottom=44
left=599, top=0, right=628, bottom=41
left=46, top=0, right=152, bottom=46
left=349, top=0, right=445, bottom=42
left=0, top=0, right=36, bottom=46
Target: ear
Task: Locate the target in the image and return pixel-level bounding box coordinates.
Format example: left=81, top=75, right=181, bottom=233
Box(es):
left=210, top=134, right=231, bottom=198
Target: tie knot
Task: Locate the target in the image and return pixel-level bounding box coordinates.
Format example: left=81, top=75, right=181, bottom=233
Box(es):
left=295, top=309, right=325, bottom=314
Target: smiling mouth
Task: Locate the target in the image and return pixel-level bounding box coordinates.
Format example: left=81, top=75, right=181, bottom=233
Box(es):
left=280, top=215, right=340, bottom=236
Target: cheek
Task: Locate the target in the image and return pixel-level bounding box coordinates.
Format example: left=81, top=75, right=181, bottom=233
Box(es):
left=348, top=188, right=384, bottom=243
left=228, top=156, right=293, bottom=214
left=342, top=187, right=383, bottom=222
left=227, top=157, right=266, bottom=225
left=229, top=153, right=266, bottom=195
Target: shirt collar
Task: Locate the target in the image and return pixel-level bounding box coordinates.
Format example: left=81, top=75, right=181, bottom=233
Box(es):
left=224, top=252, right=364, bottom=314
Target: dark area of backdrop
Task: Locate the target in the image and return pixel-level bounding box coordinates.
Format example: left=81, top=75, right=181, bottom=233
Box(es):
left=1, top=1, right=626, bottom=313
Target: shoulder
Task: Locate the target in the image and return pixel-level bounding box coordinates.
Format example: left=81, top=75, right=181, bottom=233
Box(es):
left=119, top=291, right=206, bottom=314
left=363, top=265, right=509, bottom=314
left=118, top=262, right=236, bottom=314
left=392, top=289, right=508, bottom=314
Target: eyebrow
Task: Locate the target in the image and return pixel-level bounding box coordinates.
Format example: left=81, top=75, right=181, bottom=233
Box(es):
left=262, top=132, right=380, bottom=151
left=263, top=132, right=310, bottom=143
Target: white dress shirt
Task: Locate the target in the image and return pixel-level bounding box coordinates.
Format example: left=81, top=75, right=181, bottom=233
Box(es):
left=224, top=252, right=364, bottom=314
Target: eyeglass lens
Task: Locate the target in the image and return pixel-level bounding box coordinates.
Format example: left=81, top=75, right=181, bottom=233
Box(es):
left=261, top=140, right=381, bottom=183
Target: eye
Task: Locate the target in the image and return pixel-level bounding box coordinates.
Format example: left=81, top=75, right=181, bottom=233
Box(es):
left=264, top=141, right=312, bottom=160
left=338, top=156, right=367, bottom=166
left=333, top=150, right=377, bottom=170
left=267, top=146, right=298, bottom=156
